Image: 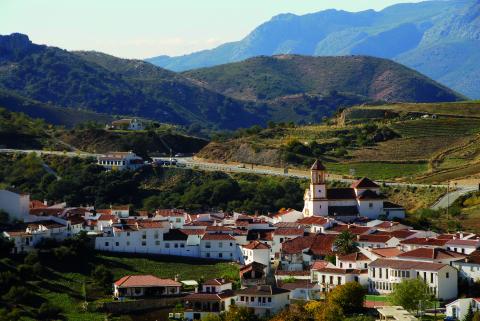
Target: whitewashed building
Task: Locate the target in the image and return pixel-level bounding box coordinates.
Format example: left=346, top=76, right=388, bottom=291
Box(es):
left=235, top=285, right=290, bottom=317
left=199, top=233, right=238, bottom=260
left=97, top=152, right=144, bottom=171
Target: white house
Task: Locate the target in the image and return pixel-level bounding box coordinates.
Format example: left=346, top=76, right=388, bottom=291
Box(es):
left=336, top=252, right=371, bottom=270
left=272, top=209, right=303, bottom=224
left=271, top=228, right=304, bottom=259
left=113, top=275, right=181, bottom=299
left=278, top=279, right=321, bottom=301
left=452, top=251, right=480, bottom=284
left=235, top=285, right=290, bottom=317
left=109, top=118, right=145, bottom=131
left=183, top=279, right=236, bottom=321
left=311, top=261, right=368, bottom=293
left=97, top=152, right=144, bottom=171
left=399, top=237, right=449, bottom=251
left=446, top=239, right=480, bottom=255
left=156, top=209, right=187, bottom=228
left=368, top=259, right=458, bottom=300
left=446, top=298, right=480, bottom=321
left=357, top=234, right=399, bottom=249
left=394, top=248, right=465, bottom=265
left=241, top=240, right=271, bottom=268
left=297, top=216, right=335, bottom=233
left=200, top=233, right=238, bottom=260
left=0, top=189, right=30, bottom=222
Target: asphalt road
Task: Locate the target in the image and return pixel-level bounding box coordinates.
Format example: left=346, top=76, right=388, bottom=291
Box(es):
left=2, top=149, right=477, bottom=208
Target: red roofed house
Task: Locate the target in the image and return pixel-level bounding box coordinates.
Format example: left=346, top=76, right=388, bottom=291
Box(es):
left=399, top=237, right=449, bottom=251
left=280, top=234, right=336, bottom=271
left=241, top=240, right=271, bottom=268
left=113, top=275, right=181, bottom=299
left=200, top=233, right=238, bottom=260
left=272, top=209, right=303, bottom=224
left=357, top=234, right=400, bottom=249
left=395, top=248, right=466, bottom=264
left=296, top=216, right=335, bottom=233
left=368, top=259, right=458, bottom=300
left=302, top=160, right=404, bottom=220
left=336, top=252, right=371, bottom=270
left=240, top=262, right=267, bottom=287
left=183, top=279, right=235, bottom=321
left=271, top=227, right=305, bottom=258
left=155, top=209, right=187, bottom=228
left=446, top=238, right=480, bottom=255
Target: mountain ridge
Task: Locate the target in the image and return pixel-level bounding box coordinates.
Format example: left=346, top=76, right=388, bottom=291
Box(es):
left=146, top=0, right=479, bottom=98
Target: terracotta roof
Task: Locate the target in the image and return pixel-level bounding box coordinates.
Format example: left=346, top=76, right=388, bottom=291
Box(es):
left=275, top=269, right=311, bottom=276
left=400, top=238, right=449, bottom=246
left=311, top=260, right=329, bottom=270
left=358, top=234, right=394, bottom=243
left=68, top=215, right=85, bottom=225
left=351, top=177, right=380, bottom=189
left=297, top=216, right=329, bottom=225
left=114, top=275, right=181, bottom=288
left=369, top=259, right=448, bottom=271
left=203, top=278, right=230, bottom=286
left=374, top=221, right=403, bottom=229
left=273, top=208, right=299, bottom=218
left=29, top=208, right=63, bottom=216
left=206, top=226, right=232, bottom=232
left=111, top=205, right=130, bottom=211
left=156, top=209, right=185, bottom=217
left=328, top=225, right=371, bottom=235
left=240, top=262, right=266, bottom=273
left=315, top=267, right=367, bottom=275
left=179, top=229, right=205, bottom=235
left=274, top=222, right=302, bottom=228
left=446, top=239, right=480, bottom=246
left=282, top=234, right=336, bottom=256
left=236, top=285, right=290, bottom=295
left=375, top=230, right=416, bottom=239
left=460, top=251, right=480, bottom=265
left=98, top=214, right=117, bottom=221
left=184, top=221, right=213, bottom=227
left=437, top=232, right=477, bottom=240
left=311, top=159, right=326, bottom=170
left=202, top=233, right=236, bottom=241
left=137, top=221, right=168, bottom=229
left=326, top=188, right=357, bottom=200
left=370, top=247, right=404, bottom=258
left=274, top=228, right=304, bottom=236
left=278, top=279, right=316, bottom=291
left=28, top=220, right=65, bottom=229
left=96, top=209, right=112, bottom=215
left=30, top=200, right=47, bottom=209
left=247, top=229, right=274, bottom=242
left=397, top=248, right=465, bottom=260
left=243, top=240, right=270, bottom=250
left=338, top=252, right=371, bottom=262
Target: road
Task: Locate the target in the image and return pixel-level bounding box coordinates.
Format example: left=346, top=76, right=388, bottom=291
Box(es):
left=431, top=186, right=478, bottom=210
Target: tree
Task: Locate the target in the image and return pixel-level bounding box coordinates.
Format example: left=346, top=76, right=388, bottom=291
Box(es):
left=0, top=235, right=13, bottom=257
left=2, top=286, right=32, bottom=304
left=464, top=303, right=474, bottom=321
left=472, top=311, right=480, bottom=321
left=315, top=302, right=344, bottom=321
left=0, top=210, right=9, bottom=224
left=223, top=306, right=258, bottom=321
left=327, top=282, right=366, bottom=314
left=388, top=279, right=432, bottom=312
left=37, top=302, right=62, bottom=320
left=201, top=314, right=222, bottom=321
left=334, top=231, right=358, bottom=255
left=92, top=265, right=113, bottom=294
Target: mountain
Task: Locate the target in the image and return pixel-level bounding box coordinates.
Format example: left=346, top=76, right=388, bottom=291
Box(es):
left=183, top=55, right=464, bottom=103
left=0, top=33, right=262, bottom=130
left=147, top=0, right=480, bottom=98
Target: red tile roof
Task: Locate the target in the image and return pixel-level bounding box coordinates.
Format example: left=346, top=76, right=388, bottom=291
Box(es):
left=370, top=247, right=403, bottom=258
left=184, top=291, right=235, bottom=300
left=202, top=233, right=236, bottom=241
left=311, top=159, right=326, bottom=170
left=243, top=240, right=270, bottom=250
left=369, top=259, right=448, bottom=271
left=30, top=200, right=47, bottom=209
left=397, top=248, right=465, bottom=260
left=274, top=228, right=304, bottom=236
left=282, top=234, right=336, bottom=256
left=328, top=225, right=372, bottom=235
left=179, top=229, right=205, bottom=235
left=203, top=278, right=230, bottom=286
left=358, top=234, right=394, bottom=243
left=98, top=214, right=117, bottom=221
left=375, top=230, right=416, bottom=239
left=311, top=260, right=329, bottom=270
left=156, top=209, right=185, bottom=217
left=273, top=208, right=299, bottom=218
left=297, top=216, right=329, bottom=225
left=400, top=238, right=449, bottom=246
left=338, top=252, right=371, bottom=262
left=206, top=226, right=233, bottom=232
left=446, top=239, right=480, bottom=246
left=114, top=275, right=181, bottom=288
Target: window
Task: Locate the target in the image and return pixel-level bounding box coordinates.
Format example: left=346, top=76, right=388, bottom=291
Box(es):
left=127, top=232, right=130, bottom=236
left=337, top=277, right=342, bottom=285
left=206, top=253, right=210, bottom=258
left=174, top=243, right=179, bottom=248
left=219, top=253, right=223, bottom=258
left=142, top=241, right=146, bottom=246
left=105, top=242, right=109, bottom=246
left=230, top=242, right=233, bottom=247
left=446, top=272, right=449, bottom=278
left=240, top=296, right=244, bottom=301
left=206, top=242, right=211, bottom=248
left=340, top=263, right=343, bottom=268
left=155, top=240, right=160, bottom=246
left=250, top=297, right=254, bottom=302
left=369, top=203, right=373, bottom=208
left=115, top=242, right=119, bottom=246
left=430, top=273, right=434, bottom=283
left=154, top=233, right=159, bottom=239
left=180, top=243, right=185, bottom=248
left=219, top=242, right=223, bottom=248
left=176, top=218, right=181, bottom=223
left=165, top=243, right=170, bottom=248
left=126, top=241, right=130, bottom=246
left=268, top=297, right=272, bottom=303
left=372, top=268, right=376, bottom=278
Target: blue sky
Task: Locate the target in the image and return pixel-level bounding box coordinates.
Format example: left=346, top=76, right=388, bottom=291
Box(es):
left=1, top=0, right=422, bottom=59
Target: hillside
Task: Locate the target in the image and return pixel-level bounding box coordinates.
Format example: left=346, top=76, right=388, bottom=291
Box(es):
left=197, top=101, right=480, bottom=183
left=184, top=55, right=464, bottom=103
left=147, top=0, right=480, bottom=99
left=0, top=33, right=261, bottom=130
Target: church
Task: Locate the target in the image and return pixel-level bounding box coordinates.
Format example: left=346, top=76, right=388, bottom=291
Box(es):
left=302, top=160, right=405, bottom=220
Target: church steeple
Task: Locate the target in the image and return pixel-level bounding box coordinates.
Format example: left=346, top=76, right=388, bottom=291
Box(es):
left=310, top=159, right=326, bottom=185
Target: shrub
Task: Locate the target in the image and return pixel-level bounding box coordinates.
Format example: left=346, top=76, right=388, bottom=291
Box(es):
left=37, top=302, right=62, bottom=320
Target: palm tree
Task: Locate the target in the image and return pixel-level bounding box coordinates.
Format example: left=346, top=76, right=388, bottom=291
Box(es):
left=334, top=231, right=358, bottom=255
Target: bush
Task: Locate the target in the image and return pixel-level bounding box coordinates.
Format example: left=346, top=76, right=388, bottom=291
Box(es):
left=17, top=264, right=34, bottom=280
left=2, top=286, right=32, bottom=304
left=92, top=265, right=113, bottom=294
left=37, top=302, right=62, bottom=320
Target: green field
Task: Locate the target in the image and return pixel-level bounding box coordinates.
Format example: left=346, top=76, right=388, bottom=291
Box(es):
left=326, top=162, right=428, bottom=180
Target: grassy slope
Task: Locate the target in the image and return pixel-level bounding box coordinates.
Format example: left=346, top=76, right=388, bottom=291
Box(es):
left=6, top=253, right=238, bottom=321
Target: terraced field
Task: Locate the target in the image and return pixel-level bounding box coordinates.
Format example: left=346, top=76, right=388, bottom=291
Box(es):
left=392, top=118, right=480, bottom=138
